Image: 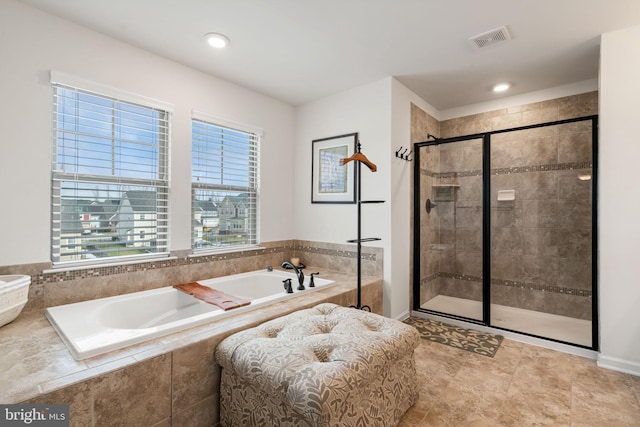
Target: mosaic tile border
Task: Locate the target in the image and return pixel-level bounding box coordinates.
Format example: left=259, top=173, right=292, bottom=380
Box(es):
left=421, top=271, right=592, bottom=297
left=26, top=241, right=376, bottom=286
left=421, top=161, right=592, bottom=179
left=492, top=161, right=592, bottom=176
left=295, top=244, right=378, bottom=261
left=34, top=245, right=290, bottom=285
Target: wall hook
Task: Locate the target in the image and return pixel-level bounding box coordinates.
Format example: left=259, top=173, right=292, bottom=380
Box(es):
left=395, top=146, right=412, bottom=162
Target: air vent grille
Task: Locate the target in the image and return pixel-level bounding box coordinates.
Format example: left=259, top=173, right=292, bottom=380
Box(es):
left=469, top=26, right=512, bottom=49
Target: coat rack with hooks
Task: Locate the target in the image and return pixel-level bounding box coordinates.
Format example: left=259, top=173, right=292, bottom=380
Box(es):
left=341, top=139, right=385, bottom=311
left=395, top=146, right=412, bottom=161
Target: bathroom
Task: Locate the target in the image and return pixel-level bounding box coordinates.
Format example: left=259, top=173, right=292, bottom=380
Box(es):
left=1, top=0, right=640, bottom=424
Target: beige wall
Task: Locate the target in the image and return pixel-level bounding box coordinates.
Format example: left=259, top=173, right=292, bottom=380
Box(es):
left=598, top=24, right=640, bottom=375
left=0, top=0, right=296, bottom=266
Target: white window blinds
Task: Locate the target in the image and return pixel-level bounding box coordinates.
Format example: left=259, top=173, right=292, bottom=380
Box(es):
left=51, top=83, right=170, bottom=264
left=191, top=113, right=260, bottom=251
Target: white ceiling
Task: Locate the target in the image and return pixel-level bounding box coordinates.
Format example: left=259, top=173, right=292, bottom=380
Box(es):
left=18, top=0, right=640, bottom=110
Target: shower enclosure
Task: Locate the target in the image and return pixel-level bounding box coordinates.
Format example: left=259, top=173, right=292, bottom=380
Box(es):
left=413, top=116, right=597, bottom=349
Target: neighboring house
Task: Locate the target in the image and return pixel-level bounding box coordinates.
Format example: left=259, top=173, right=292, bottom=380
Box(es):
left=61, top=199, right=93, bottom=235
left=59, top=199, right=120, bottom=258
left=218, top=194, right=249, bottom=235
left=194, top=198, right=219, bottom=229
left=59, top=199, right=95, bottom=258
left=109, top=191, right=158, bottom=247
left=58, top=191, right=158, bottom=260
left=108, top=197, right=134, bottom=243
left=193, top=198, right=218, bottom=243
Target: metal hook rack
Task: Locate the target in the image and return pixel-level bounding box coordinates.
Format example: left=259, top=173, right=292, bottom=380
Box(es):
left=395, top=146, right=412, bottom=162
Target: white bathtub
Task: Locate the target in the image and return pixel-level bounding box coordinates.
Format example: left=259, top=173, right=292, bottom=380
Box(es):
left=45, top=269, right=335, bottom=360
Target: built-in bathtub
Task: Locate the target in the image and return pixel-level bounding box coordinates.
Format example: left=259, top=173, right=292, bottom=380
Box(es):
left=45, top=269, right=335, bottom=360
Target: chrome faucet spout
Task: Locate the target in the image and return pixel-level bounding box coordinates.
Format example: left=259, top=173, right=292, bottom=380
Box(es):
left=281, top=261, right=305, bottom=290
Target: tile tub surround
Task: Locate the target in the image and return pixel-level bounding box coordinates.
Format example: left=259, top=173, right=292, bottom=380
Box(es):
left=293, top=239, right=383, bottom=278
left=0, top=268, right=382, bottom=426
left=0, top=239, right=382, bottom=312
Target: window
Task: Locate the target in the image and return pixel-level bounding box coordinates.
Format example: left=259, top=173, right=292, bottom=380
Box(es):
left=51, top=75, right=170, bottom=264
left=191, top=112, right=260, bottom=251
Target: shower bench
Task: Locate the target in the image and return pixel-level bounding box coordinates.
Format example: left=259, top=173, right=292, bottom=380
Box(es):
left=215, top=302, right=420, bottom=427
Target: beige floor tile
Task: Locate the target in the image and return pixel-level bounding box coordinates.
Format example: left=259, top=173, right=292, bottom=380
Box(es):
left=398, top=396, right=431, bottom=426
left=630, top=374, right=640, bottom=403
left=423, top=387, right=506, bottom=426
left=498, top=391, right=571, bottom=426
left=415, top=340, right=467, bottom=377
left=406, top=333, right=640, bottom=427
left=572, top=365, right=640, bottom=426
left=453, top=359, right=513, bottom=395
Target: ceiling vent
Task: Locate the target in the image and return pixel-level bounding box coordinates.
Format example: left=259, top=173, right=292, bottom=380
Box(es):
left=469, top=26, right=512, bottom=49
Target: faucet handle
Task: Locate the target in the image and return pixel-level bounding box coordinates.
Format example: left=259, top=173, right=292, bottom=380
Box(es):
left=309, top=272, right=320, bottom=287
left=282, top=279, right=293, bottom=293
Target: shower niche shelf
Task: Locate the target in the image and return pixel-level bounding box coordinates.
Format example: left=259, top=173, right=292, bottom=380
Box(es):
left=432, top=184, right=459, bottom=202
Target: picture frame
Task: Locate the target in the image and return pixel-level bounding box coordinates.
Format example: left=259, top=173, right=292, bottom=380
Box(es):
left=311, top=132, right=357, bottom=204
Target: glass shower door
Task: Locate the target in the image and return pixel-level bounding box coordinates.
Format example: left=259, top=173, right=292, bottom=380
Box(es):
left=416, top=137, right=484, bottom=321
left=489, top=120, right=594, bottom=347
left=415, top=116, right=597, bottom=349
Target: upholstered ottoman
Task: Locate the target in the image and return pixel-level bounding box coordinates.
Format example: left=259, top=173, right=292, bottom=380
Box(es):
left=215, top=303, right=420, bottom=427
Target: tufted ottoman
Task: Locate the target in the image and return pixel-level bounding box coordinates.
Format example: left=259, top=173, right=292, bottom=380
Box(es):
left=215, top=303, right=420, bottom=427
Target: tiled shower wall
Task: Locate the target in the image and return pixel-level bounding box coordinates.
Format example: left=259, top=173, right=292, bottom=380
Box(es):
left=410, top=104, right=441, bottom=311
left=0, top=240, right=382, bottom=311
left=489, top=120, right=593, bottom=319
left=412, top=91, right=597, bottom=320
left=429, top=138, right=485, bottom=305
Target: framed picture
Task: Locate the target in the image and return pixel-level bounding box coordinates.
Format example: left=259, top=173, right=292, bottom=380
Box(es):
left=311, top=132, right=357, bottom=204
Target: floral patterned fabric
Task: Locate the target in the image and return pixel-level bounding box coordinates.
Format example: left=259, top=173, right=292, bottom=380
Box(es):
left=215, top=303, right=420, bottom=427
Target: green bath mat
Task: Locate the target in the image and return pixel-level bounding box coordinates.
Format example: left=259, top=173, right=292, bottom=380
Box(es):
left=404, top=317, right=503, bottom=358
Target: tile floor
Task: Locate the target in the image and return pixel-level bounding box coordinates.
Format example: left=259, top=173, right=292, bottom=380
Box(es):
left=399, top=336, right=640, bottom=426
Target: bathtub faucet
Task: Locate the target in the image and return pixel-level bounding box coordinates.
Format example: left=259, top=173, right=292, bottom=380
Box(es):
left=282, top=278, right=294, bottom=294
left=281, top=261, right=305, bottom=290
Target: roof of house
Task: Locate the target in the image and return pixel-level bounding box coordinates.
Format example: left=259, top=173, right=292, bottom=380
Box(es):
left=123, top=191, right=157, bottom=212
left=194, top=199, right=217, bottom=212
left=220, top=193, right=250, bottom=206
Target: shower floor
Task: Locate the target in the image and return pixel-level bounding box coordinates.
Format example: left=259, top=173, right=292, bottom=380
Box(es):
left=421, top=295, right=592, bottom=347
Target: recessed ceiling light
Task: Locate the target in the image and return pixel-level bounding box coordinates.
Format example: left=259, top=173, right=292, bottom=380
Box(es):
left=493, top=83, right=511, bottom=92
left=205, top=32, right=230, bottom=49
